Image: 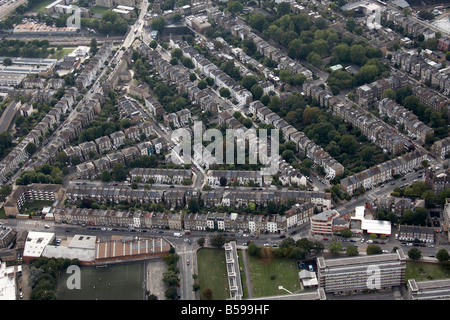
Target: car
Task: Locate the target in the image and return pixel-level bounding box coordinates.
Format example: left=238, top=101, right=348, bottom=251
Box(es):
left=367, top=240, right=373, bottom=244
left=290, top=231, right=297, bottom=235
left=169, top=185, right=175, bottom=188
left=264, top=243, right=270, bottom=247
left=349, top=239, right=356, bottom=242
left=391, top=182, right=395, bottom=185
left=279, top=235, right=286, bottom=239
left=66, top=229, right=71, bottom=232
left=361, top=238, right=365, bottom=243
left=186, top=260, right=190, bottom=265
left=242, top=243, right=248, bottom=246
left=322, top=238, right=328, bottom=241
left=158, top=231, right=164, bottom=234
left=429, top=254, right=435, bottom=257
left=382, top=250, right=389, bottom=253
left=44, top=225, right=50, bottom=229
left=19, top=292, right=23, bottom=299
left=272, top=244, right=278, bottom=247
left=401, top=178, right=406, bottom=181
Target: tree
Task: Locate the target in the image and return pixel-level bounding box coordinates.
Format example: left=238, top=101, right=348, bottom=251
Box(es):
left=112, top=163, right=127, bottom=181
left=219, top=88, right=231, bottom=98
left=25, top=142, right=37, bottom=155
left=277, top=2, right=291, bottom=17
left=366, top=244, right=382, bottom=255
left=346, top=245, right=359, bottom=256
left=219, top=176, right=227, bottom=186
left=242, top=75, right=258, bottom=91
left=0, top=185, right=12, bottom=202
left=408, top=248, right=422, bottom=260
left=151, top=17, right=166, bottom=31
left=202, top=288, right=213, bottom=300
left=329, top=241, right=343, bottom=254
left=172, top=13, right=182, bottom=23
left=340, top=229, right=352, bottom=238
left=3, top=57, right=12, bottom=66
left=437, top=249, right=450, bottom=263
left=188, top=198, right=199, bottom=213
left=227, top=1, right=243, bottom=14
left=171, top=48, right=183, bottom=59
left=100, top=170, right=111, bottom=182
left=197, top=237, right=205, bottom=247
left=197, top=80, right=208, bottom=90
left=165, top=286, right=178, bottom=300
left=210, top=234, right=226, bottom=248
left=90, top=38, right=98, bottom=55
left=349, top=45, right=366, bottom=66
left=251, top=85, right=263, bottom=100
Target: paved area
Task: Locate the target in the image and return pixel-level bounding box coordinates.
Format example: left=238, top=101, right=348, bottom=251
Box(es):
left=145, top=259, right=167, bottom=300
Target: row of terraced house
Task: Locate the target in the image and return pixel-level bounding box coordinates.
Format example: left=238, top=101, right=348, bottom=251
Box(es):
left=339, top=149, right=427, bottom=195
left=0, top=88, right=78, bottom=185
left=377, top=98, right=434, bottom=144
left=392, top=50, right=450, bottom=95
left=65, top=184, right=332, bottom=210
left=52, top=201, right=315, bottom=234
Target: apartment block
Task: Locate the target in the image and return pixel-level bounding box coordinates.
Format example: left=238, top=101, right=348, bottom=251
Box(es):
left=317, top=249, right=406, bottom=295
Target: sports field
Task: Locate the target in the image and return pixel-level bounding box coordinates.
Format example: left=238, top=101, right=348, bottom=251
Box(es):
left=57, top=262, right=145, bottom=300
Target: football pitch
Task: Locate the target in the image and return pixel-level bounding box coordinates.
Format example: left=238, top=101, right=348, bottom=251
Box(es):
left=57, top=262, right=145, bottom=300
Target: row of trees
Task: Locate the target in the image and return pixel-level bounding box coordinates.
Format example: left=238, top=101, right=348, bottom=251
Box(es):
left=0, top=39, right=52, bottom=59
left=29, top=257, right=81, bottom=300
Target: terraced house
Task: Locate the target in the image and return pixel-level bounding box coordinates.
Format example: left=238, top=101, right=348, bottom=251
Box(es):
left=340, top=149, right=427, bottom=195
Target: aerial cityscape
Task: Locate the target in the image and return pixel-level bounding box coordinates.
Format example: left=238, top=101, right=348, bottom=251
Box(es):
left=0, top=0, right=448, bottom=304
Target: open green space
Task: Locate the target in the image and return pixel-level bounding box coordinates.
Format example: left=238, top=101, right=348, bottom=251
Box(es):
left=57, top=262, right=145, bottom=300
left=50, top=48, right=74, bottom=60
left=21, top=200, right=54, bottom=214
left=405, top=261, right=450, bottom=282
left=89, top=6, right=110, bottom=15
left=247, top=254, right=301, bottom=298
left=0, top=207, right=6, bottom=219
left=28, top=0, right=56, bottom=14
left=197, top=248, right=230, bottom=300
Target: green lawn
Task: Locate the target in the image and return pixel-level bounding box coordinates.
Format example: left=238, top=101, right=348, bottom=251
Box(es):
left=197, top=248, right=230, bottom=300
left=28, top=0, right=56, bottom=14
left=90, top=6, right=110, bottom=15
left=50, top=48, right=74, bottom=60
left=0, top=207, right=6, bottom=219
left=247, top=255, right=301, bottom=298
left=21, top=200, right=54, bottom=213
left=406, top=261, right=450, bottom=282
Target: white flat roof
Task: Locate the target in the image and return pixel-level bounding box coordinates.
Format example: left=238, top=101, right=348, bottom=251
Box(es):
left=0, top=263, right=16, bottom=300
left=23, top=231, right=55, bottom=258
left=42, top=245, right=95, bottom=262
left=352, top=206, right=391, bottom=235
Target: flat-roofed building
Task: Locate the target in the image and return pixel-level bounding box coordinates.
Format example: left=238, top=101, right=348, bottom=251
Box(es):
left=310, top=209, right=340, bottom=236
left=407, top=279, right=450, bottom=300
left=23, top=231, right=55, bottom=263
left=0, top=73, right=26, bottom=86
left=316, top=249, right=406, bottom=295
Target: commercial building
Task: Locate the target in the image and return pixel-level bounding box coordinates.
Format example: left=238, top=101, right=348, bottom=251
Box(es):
left=310, top=209, right=341, bottom=236
left=351, top=206, right=392, bottom=236
left=316, top=249, right=406, bottom=295
left=23, top=231, right=56, bottom=263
